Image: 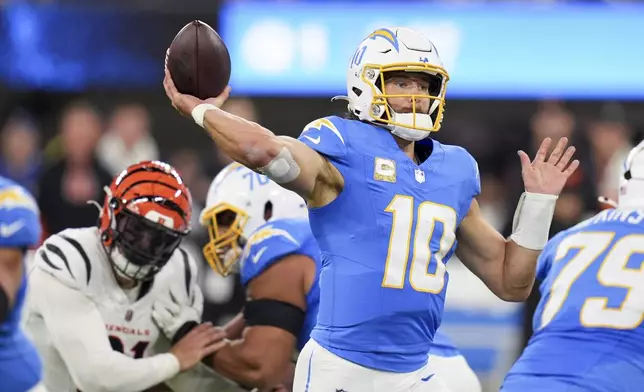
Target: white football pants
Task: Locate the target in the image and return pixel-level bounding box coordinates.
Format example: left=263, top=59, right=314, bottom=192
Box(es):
left=426, top=354, right=482, bottom=392
left=293, top=339, right=452, bottom=392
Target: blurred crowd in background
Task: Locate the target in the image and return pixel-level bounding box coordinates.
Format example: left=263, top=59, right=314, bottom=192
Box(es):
left=2, top=94, right=640, bottom=388
left=1, top=0, right=642, bottom=390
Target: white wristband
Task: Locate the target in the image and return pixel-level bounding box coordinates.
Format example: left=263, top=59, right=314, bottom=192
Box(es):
left=510, top=191, right=558, bottom=251
left=191, top=103, right=218, bottom=128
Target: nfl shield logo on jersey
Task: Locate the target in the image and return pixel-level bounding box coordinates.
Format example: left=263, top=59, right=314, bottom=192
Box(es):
left=415, top=168, right=426, bottom=184
left=125, top=309, right=133, bottom=322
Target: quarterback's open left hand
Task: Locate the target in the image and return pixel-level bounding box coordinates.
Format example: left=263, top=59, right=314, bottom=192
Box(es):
left=518, top=137, right=580, bottom=196
left=152, top=284, right=204, bottom=341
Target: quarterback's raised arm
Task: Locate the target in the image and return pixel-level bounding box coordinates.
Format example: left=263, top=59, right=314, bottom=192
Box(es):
left=456, top=138, right=579, bottom=302
left=163, top=70, right=341, bottom=200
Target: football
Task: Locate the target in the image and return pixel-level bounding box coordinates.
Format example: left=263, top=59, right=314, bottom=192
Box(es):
left=166, top=20, right=231, bottom=100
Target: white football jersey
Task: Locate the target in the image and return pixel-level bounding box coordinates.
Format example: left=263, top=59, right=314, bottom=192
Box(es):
left=23, top=227, right=198, bottom=392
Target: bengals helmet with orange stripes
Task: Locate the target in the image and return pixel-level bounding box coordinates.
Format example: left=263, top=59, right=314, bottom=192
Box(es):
left=99, top=160, right=192, bottom=281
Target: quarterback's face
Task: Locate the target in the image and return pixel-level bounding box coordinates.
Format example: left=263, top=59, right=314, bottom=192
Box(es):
left=384, top=73, right=431, bottom=115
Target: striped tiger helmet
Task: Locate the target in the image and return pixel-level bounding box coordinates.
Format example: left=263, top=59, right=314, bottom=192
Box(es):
left=99, top=160, right=192, bottom=281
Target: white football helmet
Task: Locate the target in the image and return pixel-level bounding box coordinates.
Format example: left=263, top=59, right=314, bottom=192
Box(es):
left=336, top=27, right=449, bottom=141
left=616, top=140, right=644, bottom=209
left=200, top=162, right=307, bottom=276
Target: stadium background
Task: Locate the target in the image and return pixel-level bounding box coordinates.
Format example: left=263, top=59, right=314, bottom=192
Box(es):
left=0, top=1, right=642, bottom=390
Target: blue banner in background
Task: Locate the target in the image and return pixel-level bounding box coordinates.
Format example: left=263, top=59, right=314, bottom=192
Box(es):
left=0, top=4, right=208, bottom=91
left=220, top=3, right=644, bottom=99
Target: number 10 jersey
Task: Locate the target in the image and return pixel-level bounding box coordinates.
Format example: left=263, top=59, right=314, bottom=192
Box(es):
left=297, top=116, right=480, bottom=373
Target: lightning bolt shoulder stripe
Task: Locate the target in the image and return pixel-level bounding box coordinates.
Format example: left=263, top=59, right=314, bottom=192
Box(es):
left=302, top=118, right=345, bottom=145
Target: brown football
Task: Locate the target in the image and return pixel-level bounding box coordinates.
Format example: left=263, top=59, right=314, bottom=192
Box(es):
left=166, top=20, right=231, bottom=100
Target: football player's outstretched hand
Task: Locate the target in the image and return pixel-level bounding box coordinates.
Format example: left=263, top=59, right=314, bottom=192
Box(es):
left=518, top=137, right=579, bottom=196
left=170, top=322, right=227, bottom=371
left=163, top=67, right=231, bottom=119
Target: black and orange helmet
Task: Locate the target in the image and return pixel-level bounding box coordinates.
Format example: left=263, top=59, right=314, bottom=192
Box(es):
left=99, top=160, right=192, bottom=281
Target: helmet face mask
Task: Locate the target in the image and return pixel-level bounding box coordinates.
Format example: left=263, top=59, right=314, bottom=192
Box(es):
left=369, top=68, right=446, bottom=130
left=201, top=203, right=248, bottom=276
left=344, top=27, right=450, bottom=141
left=99, top=161, right=192, bottom=282
left=109, top=208, right=184, bottom=280
left=200, top=163, right=308, bottom=277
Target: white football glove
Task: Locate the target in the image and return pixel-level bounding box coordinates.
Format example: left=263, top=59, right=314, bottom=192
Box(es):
left=152, top=283, right=204, bottom=341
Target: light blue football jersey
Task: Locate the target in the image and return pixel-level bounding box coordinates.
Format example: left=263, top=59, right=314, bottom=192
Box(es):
left=297, top=116, right=480, bottom=372
left=430, top=329, right=460, bottom=358
left=0, top=176, right=43, bottom=392
left=240, top=218, right=321, bottom=351
left=503, top=208, right=644, bottom=392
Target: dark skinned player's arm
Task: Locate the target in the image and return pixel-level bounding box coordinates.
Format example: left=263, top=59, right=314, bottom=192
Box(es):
left=0, top=248, right=25, bottom=322
left=221, top=312, right=295, bottom=391
left=209, top=254, right=315, bottom=390
left=222, top=312, right=245, bottom=340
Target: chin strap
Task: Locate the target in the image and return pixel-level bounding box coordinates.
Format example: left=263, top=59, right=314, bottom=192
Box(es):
left=331, top=95, right=349, bottom=103
left=598, top=196, right=618, bottom=208
left=331, top=95, right=353, bottom=117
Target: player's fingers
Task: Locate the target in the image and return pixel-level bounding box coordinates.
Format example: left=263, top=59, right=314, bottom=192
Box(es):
left=206, top=86, right=231, bottom=108
left=517, top=150, right=532, bottom=170
left=189, top=322, right=214, bottom=337
left=533, top=137, right=552, bottom=163
left=546, top=137, right=568, bottom=165
left=158, top=295, right=182, bottom=317
left=564, top=159, right=580, bottom=176
left=222, top=86, right=231, bottom=99
left=169, top=287, right=177, bottom=303
left=193, top=324, right=225, bottom=341
left=154, top=297, right=179, bottom=317
left=202, top=339, right=229, bottom=356
left=556, top=146, right=576, bottom=170
left=164, top=69, right=179, bottom=97
left=151, top=308, right=173, bottom=327
left=206, top=326, right=227, bottom=342
left=163, top=77, right=175, bottom=101
left=216, top=87, right=231, bottom=107
left=163, top=73, right=175, bottom=101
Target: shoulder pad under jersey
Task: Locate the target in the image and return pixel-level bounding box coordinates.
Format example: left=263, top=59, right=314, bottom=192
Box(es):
left=33, top=227, right=101, bottom=290
left=239, top=219, right=306, bottom=286
left=0, top=183, right=41, bottom=248
left=298, top=116, right=349, bottom=160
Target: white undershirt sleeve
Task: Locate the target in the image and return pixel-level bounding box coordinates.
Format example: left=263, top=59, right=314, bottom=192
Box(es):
left=34, top=269, right=180, bottom=392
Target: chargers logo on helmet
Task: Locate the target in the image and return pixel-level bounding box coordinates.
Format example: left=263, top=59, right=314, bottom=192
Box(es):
left=367, top=28, right=400, bottom=52
left=342, top=27, right=450, bottom=141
